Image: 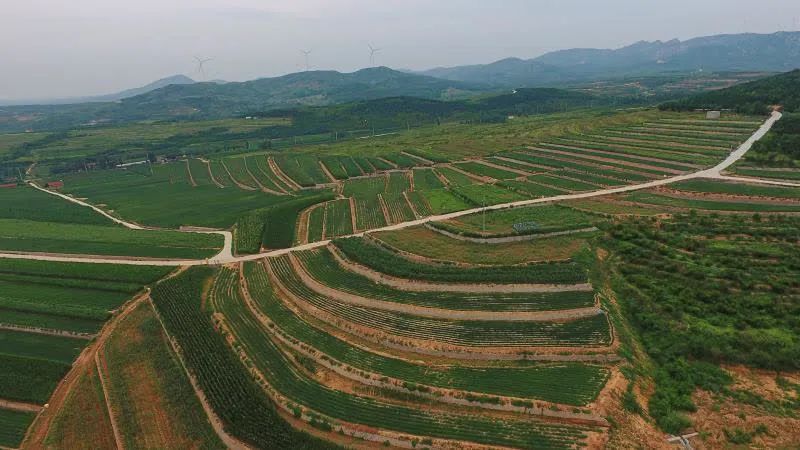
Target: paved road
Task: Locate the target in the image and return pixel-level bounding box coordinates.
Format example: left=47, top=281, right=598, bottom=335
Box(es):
left=1, top=111, right=782, bottom=267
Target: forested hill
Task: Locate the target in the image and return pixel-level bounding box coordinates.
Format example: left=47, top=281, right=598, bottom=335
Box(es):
left=256, top=88, right=599, bottom=132
left=421, top=31, right=800, bottom=87
left=660, top=70, right=800, bottom=114
left=0, top=68, right=484, bottom=133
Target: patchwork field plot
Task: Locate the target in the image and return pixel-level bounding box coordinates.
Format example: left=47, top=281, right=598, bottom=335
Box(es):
left=0, top=408, right=36, bottom=448
left=268, top=255, right=611, bottom=348
left=375, top=225, right=596, bottom=265
left=209, top=267, right=598, bottom=449
left=101, top=303, right=224, bottom=449
left=0, top=259, right=167, bottom=423
left=432, top=204, right=603, bottom=238
left=334, top=238, right=588, bottom=284
left=60, top=164, right=286, bottom=228
left=245, top=260, right=608, bottom=405
left=295, top=248, right=595, bottom=312
left=3, top=109, right=780, bottom=449
left=323, top=199, right=354, bottom=238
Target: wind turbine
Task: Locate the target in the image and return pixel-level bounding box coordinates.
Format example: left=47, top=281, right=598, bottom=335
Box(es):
left=194, top=56, right=213, bottom=80
left=368, top=44, right=382, bottom=66
left=300, top=49, right=312, bottom=71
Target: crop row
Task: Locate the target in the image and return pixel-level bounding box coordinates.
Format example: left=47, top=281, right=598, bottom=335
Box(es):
left=149, top=266, right=334, bottom=449
left=216, top=266, right=594, bottom=448
left=269, top=256, right=610, bottom=347
left=624, top=192, right=800, bottom=213
left=334, top=237, right=588, bottom=284
left=245, top=260, right=607, bottom=404
left=353, top=196, right=387, bottom=231
left=247, top=155, right=291, bottom=192
left=455, top=161, right=521, bottom=180
left=273, top=155, right=329, bottom=187
left=382, top=193, right=415, bottom=223
left=537, top=142, right=700, bottom=171
left=0, top=408, right=36, bottom=448
left=186, top=159, right=214, bottom=186
left=432, top=203, right=603, bottom=238
left=405, top=191, right=432, bottom=217
left=296, top=248, right=596, bottom=312
left=575, top=134, right=728, bottom=156
left=324, top=199, right=353, bottom=238
left=497, top=152, right=653, bottom=182
left=235, top=191, right=335, bottom=253
left=222, top=158, right=259, bottom=189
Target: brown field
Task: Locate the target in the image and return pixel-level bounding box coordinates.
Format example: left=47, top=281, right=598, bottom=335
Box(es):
left=41, top=365, right=116, bottom=450
left=101, top=302, right=224, bottom=450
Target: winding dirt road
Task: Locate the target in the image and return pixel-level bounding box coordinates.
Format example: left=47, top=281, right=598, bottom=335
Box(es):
left=1, top=111, right=782, bottom=267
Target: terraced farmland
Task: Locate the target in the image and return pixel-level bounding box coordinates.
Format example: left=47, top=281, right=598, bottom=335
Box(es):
left=5, top=109, right=788, bottom=449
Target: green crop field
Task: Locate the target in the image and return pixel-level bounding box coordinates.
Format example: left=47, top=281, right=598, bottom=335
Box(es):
left=375, top=225, right=596, bottom=265
left=436, top=166, right=477, bottom=186
left=150, top=267, right=333, bottom=449
left=386, top=171, right=411, bottom=193
left=211, top=266, right=595, bottom=448
left=324, top=199, right=354, bottom=237
left=412, top=168, right=444, bottom=191
left=103, top=303, right=225, bottom=449
left=320, top=156, right=349, bottom=180
left=435, top=204, right=603, bottom=237
left=343, top=175, right=385, bottom=198
left=670, top=178, right=800, bottom=199
left=222, top=157, right=259, bottom=189
left=269, top=255, right=610, bottom=347
left=187, top=159, right=214, bottom=186
left=0, top=408, right=36, bottom=448
left=454, top=161, right=522, bottom=180
left=0, top=259, right=168, bottom=333
left=623, top=191, right=800, bottom=212
left=405, top=190, right=432, bottom=216
left=334, top=237, right=588, bottom=284
left=246, top=261, right=608, bottom=405
left=527, top=174, right=599, bottom=192
left=59, top=163, right=286, bottom=228
left=0, top=218, right=222, bottom=258
left=274, top=155, right=330, bottom=187
left=382, top=193, right=415, bottom=223
left=353, top=196, right=387, bottom=230
left=306, top=204, right=325, bottom=242
left=0, top=186, right=108, bottom=224
left=247, top=155, right=290, bottom=192
left=420, top=188, right=472, bottom=214
left=449, top=183, right=526, bottom=205
left=382, top=152, right=418, bottom=168
left=297, top=248, right=595, bottom=312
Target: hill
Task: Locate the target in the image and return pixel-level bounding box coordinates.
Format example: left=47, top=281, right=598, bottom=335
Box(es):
left=0, top=68, right=485, bottom=132
left=420, top=32, right=800, bottom=87
left=0, top=75, right=196, bottom=106
left=660, top=69, right=800, bottom=114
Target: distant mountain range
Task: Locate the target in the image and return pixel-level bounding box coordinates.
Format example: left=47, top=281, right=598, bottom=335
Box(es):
left=0, top=68, right=482, bottom=132
left=419, top=31, right=800, bottom=87
left=2, top=31, right=799, bottom=132
left=0, top=75, right=196, bottom=106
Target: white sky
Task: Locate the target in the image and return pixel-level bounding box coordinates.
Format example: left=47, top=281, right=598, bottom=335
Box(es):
left=2, top=0, right=799, bottom=100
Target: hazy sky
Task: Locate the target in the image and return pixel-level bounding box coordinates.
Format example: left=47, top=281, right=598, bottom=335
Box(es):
left=2, top=0, right=799, bottom=100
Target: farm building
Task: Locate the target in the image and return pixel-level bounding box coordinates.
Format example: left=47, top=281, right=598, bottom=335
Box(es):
left=706, top=110, right=721, bottom=119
